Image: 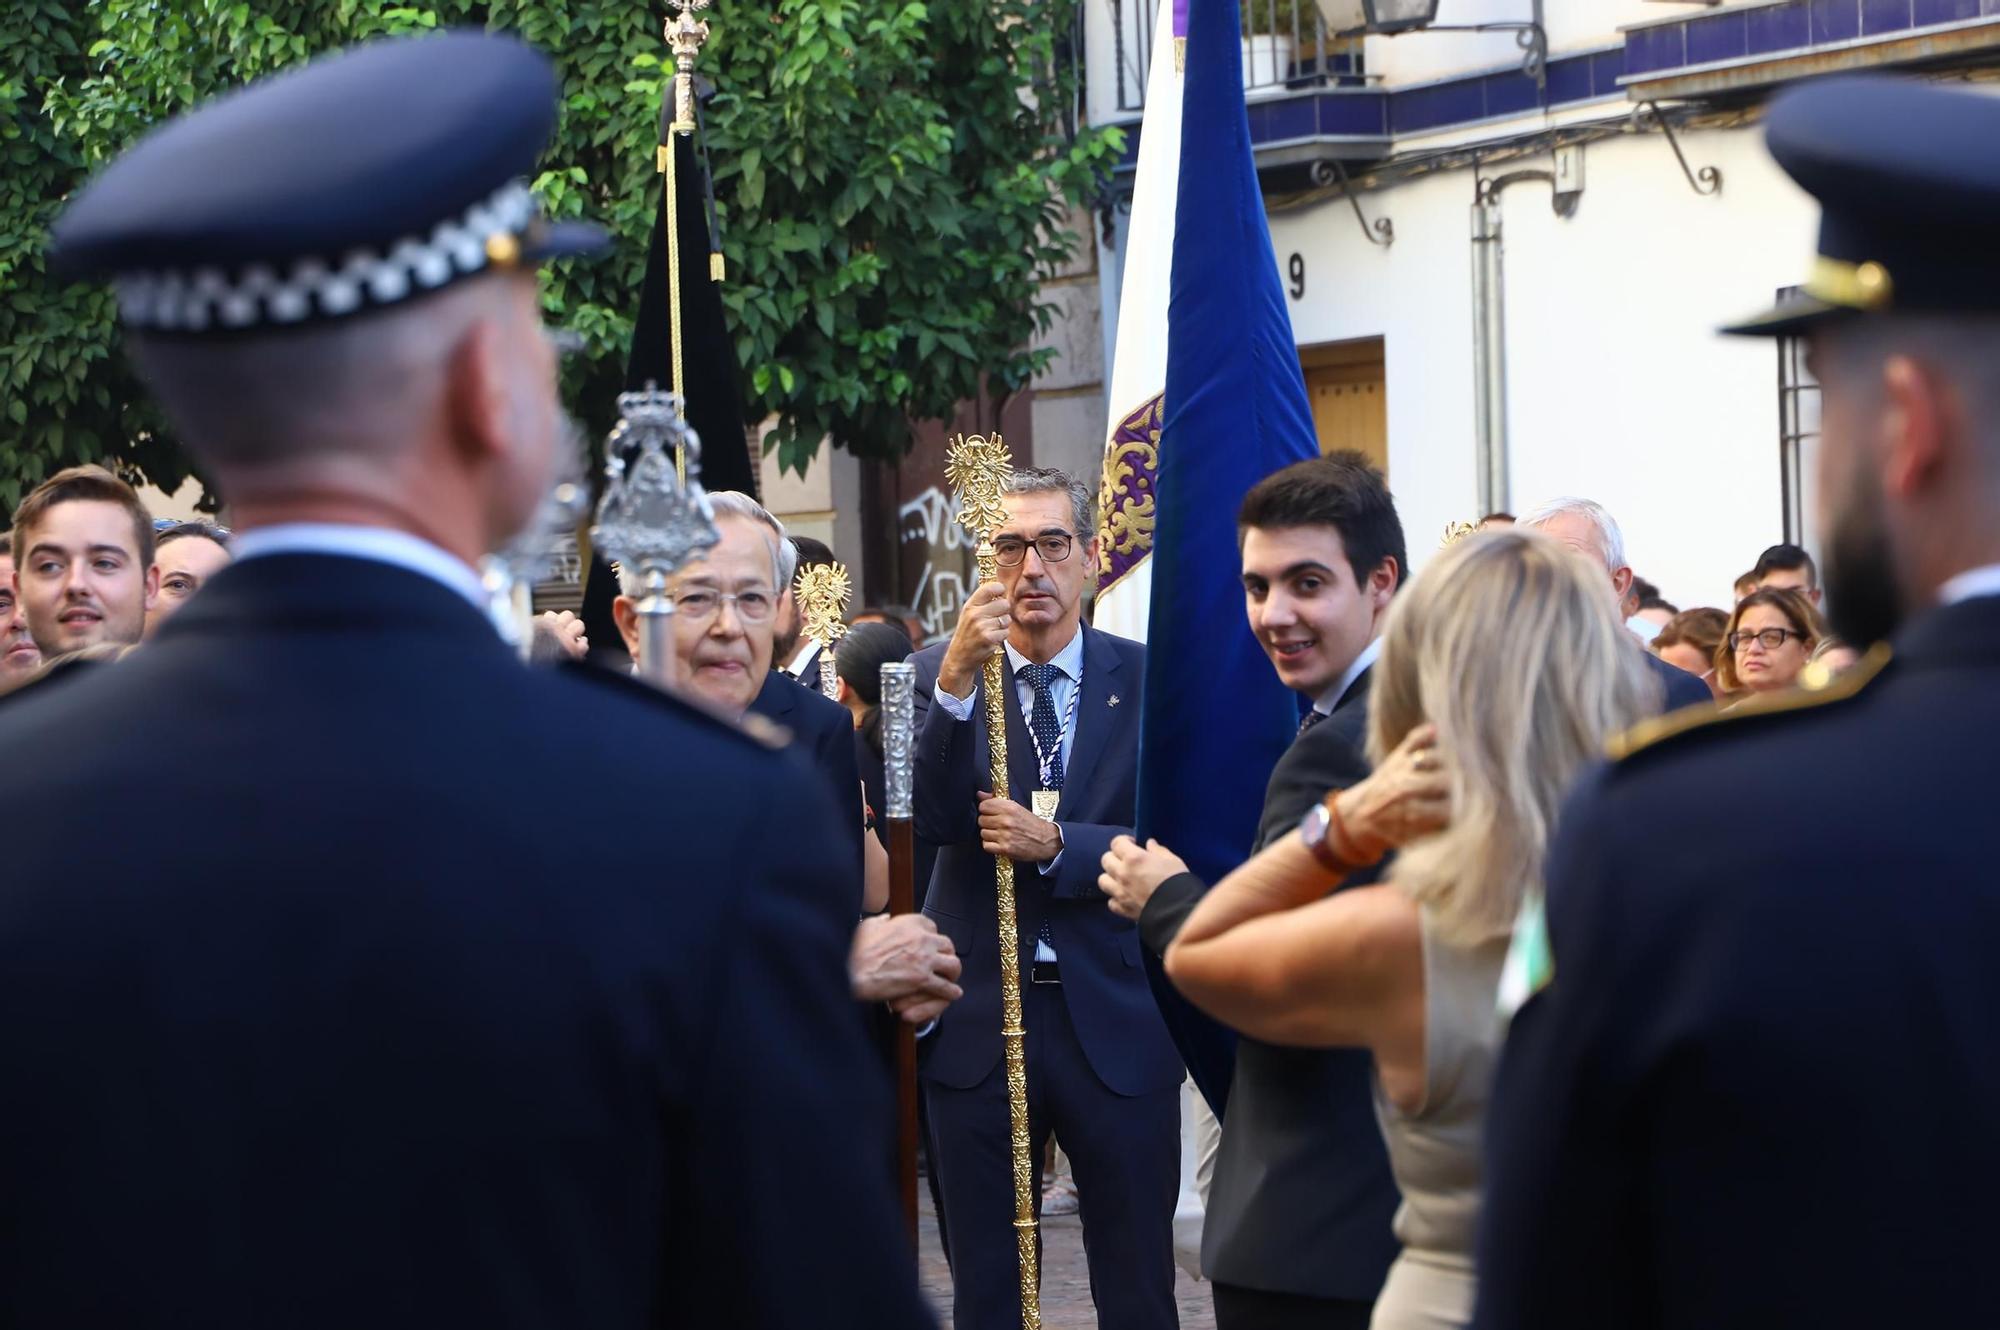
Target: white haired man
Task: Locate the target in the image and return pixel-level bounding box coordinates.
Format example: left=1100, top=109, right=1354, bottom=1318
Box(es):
left=610, top=489, right=870, bottom=910
left=1520, top=496, right=1711, bottom=712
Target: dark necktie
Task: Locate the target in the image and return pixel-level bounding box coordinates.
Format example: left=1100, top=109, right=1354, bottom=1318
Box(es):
left=1298, top=708, right=1328, bottom=738
left=1020, top=662, right=1066, bottom=793
left=1019, top=661, right=1065, bottom=954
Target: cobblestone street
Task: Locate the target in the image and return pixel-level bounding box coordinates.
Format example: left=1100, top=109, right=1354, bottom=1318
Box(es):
left=918, top=1192, right=1214, bottom=1329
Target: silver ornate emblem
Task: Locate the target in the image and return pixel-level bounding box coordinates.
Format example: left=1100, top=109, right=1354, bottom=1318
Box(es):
left=880, top=661, right=915, bottom=822
left=591, top=387, right=719, bottom=686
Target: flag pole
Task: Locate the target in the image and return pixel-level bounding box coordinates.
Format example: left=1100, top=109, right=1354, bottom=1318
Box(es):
left=944, top=433, right=1041, bottom=1330
left=662, top=0, right=713, bottom=488
left=878, top=660, right=922, bottom=1249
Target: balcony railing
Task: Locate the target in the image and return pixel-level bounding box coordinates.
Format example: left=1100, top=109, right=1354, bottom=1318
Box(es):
left=1109, top=0, right=1366, bottom=114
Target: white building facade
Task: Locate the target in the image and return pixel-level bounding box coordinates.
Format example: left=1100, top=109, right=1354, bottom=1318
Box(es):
left=1087, top=0, right=2000, bottom=608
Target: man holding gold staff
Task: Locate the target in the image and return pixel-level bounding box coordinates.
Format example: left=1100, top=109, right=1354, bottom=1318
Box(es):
left=910, top=465, right=1182, bottom=1330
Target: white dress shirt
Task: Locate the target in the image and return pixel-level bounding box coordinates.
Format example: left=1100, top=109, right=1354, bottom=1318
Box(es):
left=1312, top=635, right=1383, bottom=718
left=232, top=523, right=492, bottom=612
left=935, top=626, right=1085, bottom=963
left=783, top=640, right=821, bottom=680
left=1938, top=563, right=2000, bottom=606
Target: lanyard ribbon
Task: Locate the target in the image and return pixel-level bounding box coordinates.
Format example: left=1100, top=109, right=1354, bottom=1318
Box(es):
left=1025, top=669, right=1080, bottom=789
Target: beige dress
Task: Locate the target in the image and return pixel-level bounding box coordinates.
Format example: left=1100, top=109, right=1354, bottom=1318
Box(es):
left=1369, top=916, right=1509, bottom=1330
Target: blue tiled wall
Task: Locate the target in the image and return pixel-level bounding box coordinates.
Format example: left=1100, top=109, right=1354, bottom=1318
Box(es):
left=1111, top=2, right=1993, bottom=171
left=1627, top=0, right=1997, bottom=76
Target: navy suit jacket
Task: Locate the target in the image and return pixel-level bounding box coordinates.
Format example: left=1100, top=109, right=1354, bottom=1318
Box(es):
left=909, top=625, right=1181, bottom=1097
left=748, top=667, right=865, bottom=910
left=0, top=554, right=930, bottom=1330
left=1474, top=595, right=2000, bottom=1330
left=1644, top=646, right=1713, bottom=713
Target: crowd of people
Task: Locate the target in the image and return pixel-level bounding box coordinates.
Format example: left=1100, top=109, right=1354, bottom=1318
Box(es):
left=3, top=25, right=1998, bottom=1330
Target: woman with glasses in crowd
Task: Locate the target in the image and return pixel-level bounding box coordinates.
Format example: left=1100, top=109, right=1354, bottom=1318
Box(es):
left=1716, top=586, right=1826, bottom=701
left=1162, top=529, right=1656, bottom=1330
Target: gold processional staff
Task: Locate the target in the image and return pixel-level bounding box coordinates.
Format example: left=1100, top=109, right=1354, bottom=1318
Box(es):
left=944, top=432, right=1041, bottom=1328
left=794, top=562, right=853, bottom=700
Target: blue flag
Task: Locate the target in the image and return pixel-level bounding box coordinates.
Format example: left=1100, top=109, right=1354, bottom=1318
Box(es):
left=1135, top=0, right=1320, bottom=1117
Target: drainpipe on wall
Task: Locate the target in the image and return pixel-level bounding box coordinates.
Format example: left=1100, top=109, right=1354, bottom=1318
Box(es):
left=1469, top=156, right=1574, bottom=518
left=1470, top=198, right=1509, bottom=517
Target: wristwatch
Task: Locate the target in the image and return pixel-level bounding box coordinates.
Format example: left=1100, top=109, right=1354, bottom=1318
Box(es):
left=1297, top=798, right=1350, bottom=874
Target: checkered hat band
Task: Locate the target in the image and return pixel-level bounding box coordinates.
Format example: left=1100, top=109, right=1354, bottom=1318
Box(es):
left=114, top=179, right=534, bottom=332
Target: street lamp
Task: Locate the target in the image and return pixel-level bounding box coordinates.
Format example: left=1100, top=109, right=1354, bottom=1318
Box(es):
left=1318, top=0, right=1442, bottom=35
left=1319, top=0, right=1544, bottom=81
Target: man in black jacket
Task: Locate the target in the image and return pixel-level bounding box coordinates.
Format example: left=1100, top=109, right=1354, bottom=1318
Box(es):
left=1102, top=453, right=1405, bottom=1330
left=5, top=33, right=932, bottom=1329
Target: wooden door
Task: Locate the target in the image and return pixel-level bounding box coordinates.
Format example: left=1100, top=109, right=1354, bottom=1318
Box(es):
left=1300, top=337, right=1386, bottom=474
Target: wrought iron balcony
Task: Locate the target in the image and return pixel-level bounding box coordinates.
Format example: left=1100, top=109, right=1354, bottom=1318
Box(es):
left=1107, top=0, right=1368, bottom=114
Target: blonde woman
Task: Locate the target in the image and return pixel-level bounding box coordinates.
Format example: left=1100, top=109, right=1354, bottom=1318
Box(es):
left=1164, top=529, right=1656, bottom=1330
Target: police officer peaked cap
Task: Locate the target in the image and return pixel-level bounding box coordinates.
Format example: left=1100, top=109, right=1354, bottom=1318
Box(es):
left=1725, top=76, right=2000, bottom=337
left=49, top=31, right=606, bottom=335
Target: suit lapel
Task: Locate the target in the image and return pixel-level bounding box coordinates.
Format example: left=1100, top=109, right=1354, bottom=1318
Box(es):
left=1002, top=668, right=1037, bottom=803
left=1057, top=626, right=1125, bottom=818
left=1332, top=664, right=1372, bottom=720
left=750, top=669, right=802, bottom=726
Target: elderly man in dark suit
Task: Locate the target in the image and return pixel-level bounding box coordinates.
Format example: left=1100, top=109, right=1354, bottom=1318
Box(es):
left=612, top=491, right=866, bottom=911
left=0, top=33, right=933, bottom=1329
left=911, top=466, right=1183, bottom=1330
left=1101, top=453, right=1405, bottom=1330
left=1518, top=496, right=1711, bottom=712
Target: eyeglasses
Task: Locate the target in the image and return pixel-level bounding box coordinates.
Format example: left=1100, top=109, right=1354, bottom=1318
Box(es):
left=1729, top=627, right=1806, bottom=652
left=673, top=587, right=776, bottom=624
left=992, top=532, right=1078, bottom=568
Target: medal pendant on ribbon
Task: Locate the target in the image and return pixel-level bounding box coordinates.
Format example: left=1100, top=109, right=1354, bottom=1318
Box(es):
left=1032, top=790, right=1060, bottom=821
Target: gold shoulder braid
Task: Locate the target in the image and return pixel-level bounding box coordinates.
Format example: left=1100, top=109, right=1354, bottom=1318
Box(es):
left=1607, top=642, right=1892, bottom=763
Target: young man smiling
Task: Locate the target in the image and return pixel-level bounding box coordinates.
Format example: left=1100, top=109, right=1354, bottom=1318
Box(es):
left=9, top=466, right=157, bottom=657
left=1101, top=451, right=1406, bottom=1330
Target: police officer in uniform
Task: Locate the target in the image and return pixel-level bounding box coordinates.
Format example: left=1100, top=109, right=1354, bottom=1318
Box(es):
left=0, top=33, right=930, bottom=1329
left=1473, top=76, right=2000, bottom=1330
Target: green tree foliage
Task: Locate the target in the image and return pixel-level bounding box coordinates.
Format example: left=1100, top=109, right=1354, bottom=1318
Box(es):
left=1, top=0, right=1119, bottom=508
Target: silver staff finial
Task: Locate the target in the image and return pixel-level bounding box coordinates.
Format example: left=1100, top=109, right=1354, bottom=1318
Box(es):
left=591, top=386, right=720, bottom=686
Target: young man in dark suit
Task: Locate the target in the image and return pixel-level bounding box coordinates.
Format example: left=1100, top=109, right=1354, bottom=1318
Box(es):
left=1, top=34, right=932, bottom=1328
left=910, top=466, right=1183, bottom=1330
left=1102, top=452, right=1405, bottom=1330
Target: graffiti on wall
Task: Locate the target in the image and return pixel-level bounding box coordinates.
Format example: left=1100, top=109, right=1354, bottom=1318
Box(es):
left=898, top=485, right=979, bottom=645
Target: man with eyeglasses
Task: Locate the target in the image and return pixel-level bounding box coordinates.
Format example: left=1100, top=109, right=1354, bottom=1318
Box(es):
left=610, top=490, right=870, bottom=910
left=909, top=466, right=1181, bottom=1330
